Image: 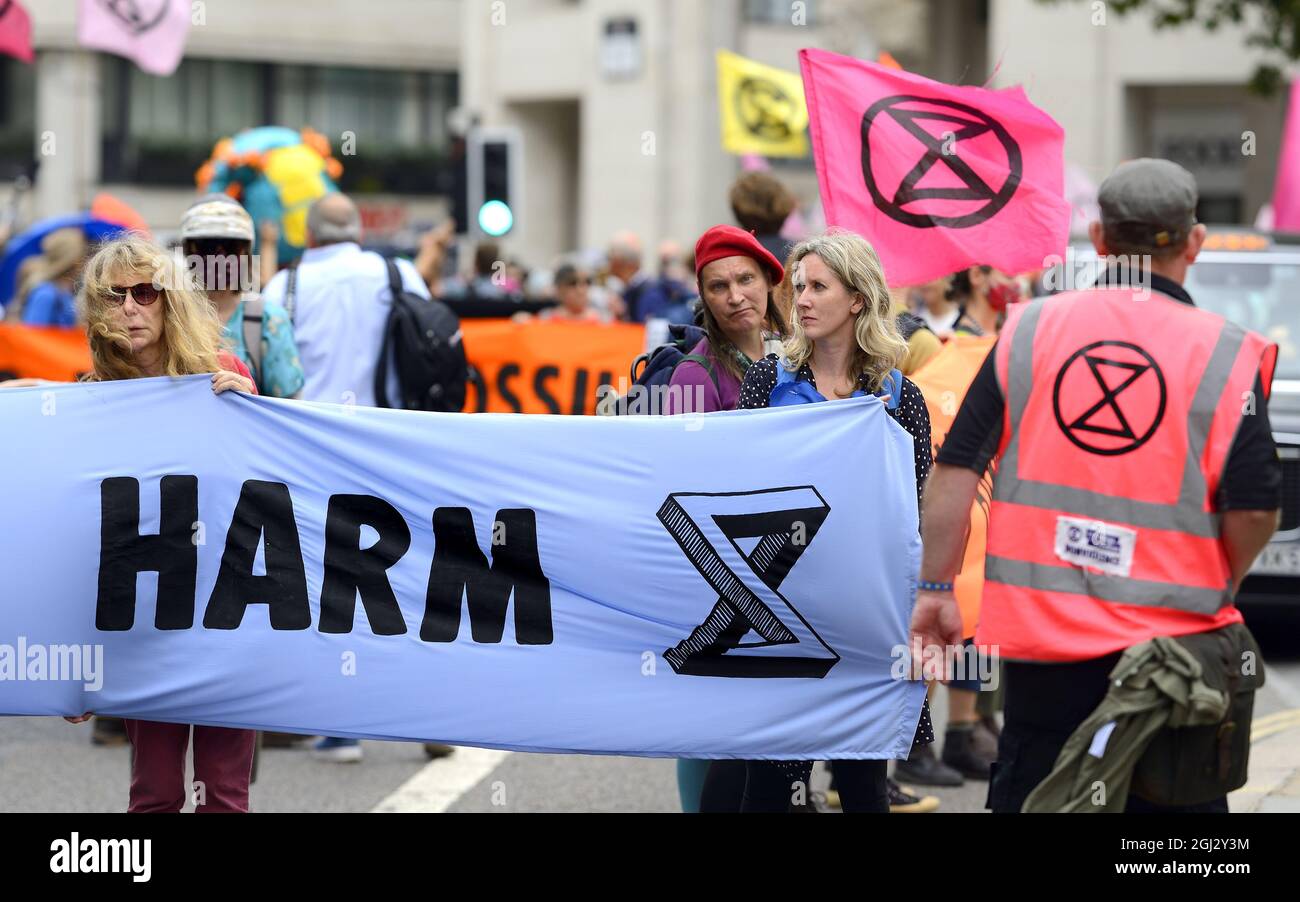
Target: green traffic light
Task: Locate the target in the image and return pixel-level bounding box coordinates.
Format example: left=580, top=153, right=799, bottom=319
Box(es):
left=478, top=201, right=514, bottom=237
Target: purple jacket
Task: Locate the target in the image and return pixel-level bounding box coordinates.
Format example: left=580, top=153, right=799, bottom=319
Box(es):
left=665, top=339, right=742, bottom=414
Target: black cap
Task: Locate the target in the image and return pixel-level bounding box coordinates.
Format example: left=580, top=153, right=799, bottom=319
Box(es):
left=1098, top=158, right=1198, bottom=251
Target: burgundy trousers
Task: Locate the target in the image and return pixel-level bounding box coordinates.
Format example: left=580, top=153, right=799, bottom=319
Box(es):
left=123, top=719, right=256, bottom=813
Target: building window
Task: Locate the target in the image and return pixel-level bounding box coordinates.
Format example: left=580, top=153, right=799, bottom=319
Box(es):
left=743, top=0, right=819, bottom=25
left=0, top=58, right=36, bottom=181
left=100, top=58, right=458, bottom=194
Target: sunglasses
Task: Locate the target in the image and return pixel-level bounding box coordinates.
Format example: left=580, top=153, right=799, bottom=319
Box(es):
left=106, top=283, right=162, bottom=306
left=185, top=238, right=247, bottom=258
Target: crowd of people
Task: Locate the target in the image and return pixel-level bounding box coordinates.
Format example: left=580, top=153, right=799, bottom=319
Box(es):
left=0, top=155, right=1281, bottom=816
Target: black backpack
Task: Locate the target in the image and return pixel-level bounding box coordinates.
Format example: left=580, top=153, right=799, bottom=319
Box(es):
left=600, top=323, right=718, bottom=416
left=374, top=256, right=468, bottom=412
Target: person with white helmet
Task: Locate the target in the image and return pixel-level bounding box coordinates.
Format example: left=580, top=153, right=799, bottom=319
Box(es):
left=180, top=195, right=304, bottom=399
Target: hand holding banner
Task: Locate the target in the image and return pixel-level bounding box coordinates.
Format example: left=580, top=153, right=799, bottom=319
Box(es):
left=799, top=48, right=1070, bottom=286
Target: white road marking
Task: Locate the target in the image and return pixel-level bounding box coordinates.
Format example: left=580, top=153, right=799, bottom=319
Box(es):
left=370, top=747, right=511, bottom=813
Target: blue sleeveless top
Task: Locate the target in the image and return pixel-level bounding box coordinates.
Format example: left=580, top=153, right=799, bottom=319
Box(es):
left=769, top=364, right=903, bottom=410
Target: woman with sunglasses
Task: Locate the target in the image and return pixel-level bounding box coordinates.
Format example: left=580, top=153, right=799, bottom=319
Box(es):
left=541, top=263, right=605, bottom=322
left=60, top=234, right=259, bottom=812
left=180, top=195, right=304, bottom=399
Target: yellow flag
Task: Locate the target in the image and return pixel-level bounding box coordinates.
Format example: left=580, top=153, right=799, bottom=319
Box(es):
left=717, top=49, right=809, bottom=158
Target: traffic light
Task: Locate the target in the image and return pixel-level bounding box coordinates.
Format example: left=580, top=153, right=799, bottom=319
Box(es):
left=467, top=128, right=522, bottom=239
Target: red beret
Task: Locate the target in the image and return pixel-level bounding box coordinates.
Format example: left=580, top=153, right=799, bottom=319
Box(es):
left=694, top=225, right=784, bottom=286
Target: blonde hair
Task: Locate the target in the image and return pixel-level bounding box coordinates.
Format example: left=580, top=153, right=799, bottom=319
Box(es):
left=783, top=230, right=908, bottom=395
left=79, top=234, right=225, bottom=381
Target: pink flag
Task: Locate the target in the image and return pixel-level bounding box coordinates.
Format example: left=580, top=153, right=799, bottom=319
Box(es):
left=799, top=48, right=1070, bottom=286
left=1272, top=81, right=1300, bottom=232
left=78, top=0, right=191, bottom=76
left=0, top=0, right=34, bottom=64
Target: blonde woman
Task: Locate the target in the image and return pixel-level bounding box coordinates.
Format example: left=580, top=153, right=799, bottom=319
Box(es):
left=62, top=234, right=258, bottom=812
left=726, top=229, right=936, bottom=814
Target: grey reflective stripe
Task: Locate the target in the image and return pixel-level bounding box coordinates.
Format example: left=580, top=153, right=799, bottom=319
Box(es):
left=1002, top=297, right=1044, bottom=437
left=986, top=556, right=1232, bottom=615
left=993, top=293, right=1241, bottom=540
left=1178, top=319, right=1248, bottom=517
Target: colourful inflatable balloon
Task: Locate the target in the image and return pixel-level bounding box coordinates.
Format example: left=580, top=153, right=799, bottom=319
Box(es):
left=196, top=126, right=343, bottom=263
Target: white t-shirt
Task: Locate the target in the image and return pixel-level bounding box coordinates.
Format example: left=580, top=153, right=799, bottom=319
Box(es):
left=262, top=242, right=432, bottom=407
left=919, top=306, right=961, bottom=338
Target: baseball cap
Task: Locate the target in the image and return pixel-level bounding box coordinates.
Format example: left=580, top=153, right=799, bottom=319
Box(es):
left=1098, top=158, right=1198, bottom=251
left=180, top=194, right=255, bottom=243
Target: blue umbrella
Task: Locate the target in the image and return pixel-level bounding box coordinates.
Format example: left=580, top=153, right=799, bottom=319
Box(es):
left=0, top=214, right=130, bottom=308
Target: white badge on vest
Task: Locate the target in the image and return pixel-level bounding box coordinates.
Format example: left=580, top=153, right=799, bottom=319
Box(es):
left=1054, top=516, right=1137, bottom=578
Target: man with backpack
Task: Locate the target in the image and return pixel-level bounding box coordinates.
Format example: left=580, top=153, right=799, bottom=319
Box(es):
left=262, top=192, right=465, bottom=762
left=263, top=193, right=466, bottom=414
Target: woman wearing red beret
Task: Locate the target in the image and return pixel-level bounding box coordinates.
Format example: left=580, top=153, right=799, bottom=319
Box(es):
left=663, top=225, right=788, bottom=417
left=668, top=226, right=788, bottom=812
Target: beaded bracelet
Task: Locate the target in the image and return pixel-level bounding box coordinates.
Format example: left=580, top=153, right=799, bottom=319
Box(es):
left=918, top=580, right=955, bottom=592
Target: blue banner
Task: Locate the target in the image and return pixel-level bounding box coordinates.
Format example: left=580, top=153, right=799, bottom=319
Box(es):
left=0, top=376, right=925, bottom=759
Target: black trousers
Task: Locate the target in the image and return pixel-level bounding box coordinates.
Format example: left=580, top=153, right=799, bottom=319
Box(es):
left=989, top=656, right=1229, bottom=814
left=700, top=759, right=889, bottom=813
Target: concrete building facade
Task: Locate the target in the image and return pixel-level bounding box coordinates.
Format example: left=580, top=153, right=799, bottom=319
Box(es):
left=10, top=0, right=462, bottom=242
left=0, top=0, right=1286, bottom=272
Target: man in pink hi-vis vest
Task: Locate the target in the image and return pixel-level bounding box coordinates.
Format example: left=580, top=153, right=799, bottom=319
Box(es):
left=912, top=159, right=1281, bottom=814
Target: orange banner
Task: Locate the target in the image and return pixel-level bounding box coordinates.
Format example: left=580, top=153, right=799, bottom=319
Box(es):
left=913, top=335, right=998, bottom=640
left=0, top=324, right=93, bottom=382
left=0, top=320, right=649, bottom=416
left=462, top=319, right=646, bottom=415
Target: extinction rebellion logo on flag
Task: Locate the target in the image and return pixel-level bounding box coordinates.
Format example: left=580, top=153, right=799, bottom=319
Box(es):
left=860, top=95, right=1024, bottom=229
left=98, top=0, right=170, bottom=36
left=734, top=77, right=802, bottom=143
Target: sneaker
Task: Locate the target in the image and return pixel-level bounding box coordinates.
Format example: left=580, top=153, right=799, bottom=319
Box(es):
left=423, top=743, right=456, bottom=760
left=888, top=780, right=940, bottom=813
left=311, top=737, right=363, bottom=763
left=942, top=727, right=994, bottom=780
left=893, top=744, right=963, bottom=787
left=91, top=716, right=128, bottom=747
